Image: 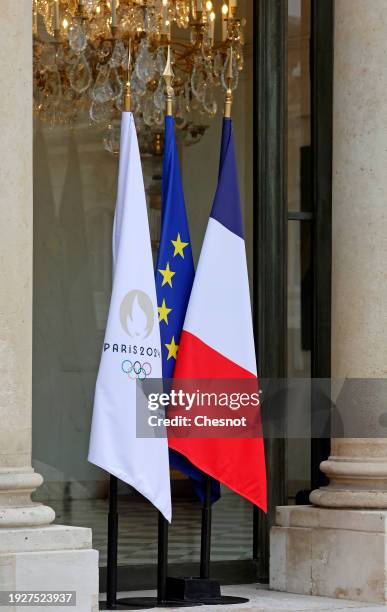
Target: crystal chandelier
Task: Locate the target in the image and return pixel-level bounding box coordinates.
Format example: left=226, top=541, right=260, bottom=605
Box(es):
left=33, top=0, right=245, bottom=151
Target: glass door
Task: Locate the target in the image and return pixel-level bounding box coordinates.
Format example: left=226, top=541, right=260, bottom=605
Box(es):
left=32, top=0, right=261, bottom=589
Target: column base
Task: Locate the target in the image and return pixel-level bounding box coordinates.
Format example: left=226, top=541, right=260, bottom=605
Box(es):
left=0, top=525, right=99, bottom=611
left=270, top=505, right=387, bottom=604
left=0, top=468, right=56, bottom=527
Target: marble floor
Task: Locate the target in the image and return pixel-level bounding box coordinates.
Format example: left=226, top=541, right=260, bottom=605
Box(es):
left=52, top=493, right=254, bottom=566
left=100, top=585, right=387, bottom=611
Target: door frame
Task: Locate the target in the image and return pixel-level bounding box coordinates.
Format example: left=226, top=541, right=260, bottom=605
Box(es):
left=310, top=0, right=334, bottom=490
left=252, top=0, right=288, bottom=581
left=252, top=0, right=334, bottom=580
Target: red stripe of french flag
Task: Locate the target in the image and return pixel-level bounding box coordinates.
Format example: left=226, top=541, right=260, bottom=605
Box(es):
left=170, top=330, right=267, bottom=510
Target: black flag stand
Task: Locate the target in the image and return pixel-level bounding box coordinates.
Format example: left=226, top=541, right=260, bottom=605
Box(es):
left=253, top=505, right=259, bottom=562
left=199, top=476, right=212, bottom=580
left=101, top=481, right=192, bottom=610
left=166, top=475, right=248, bottom=606
left=100, top=475, right=143, bottom=610
left=197, top=476, right=249, bottom=606
left=106, top=475, right=119, bottom=609
left=157, top=513, right=169, bottom=605
left=101, top=478, right=172, bottom=610
left=164, top=475, right=219, bottom=604
left=117, top=513, right=176, bottom=610
left=100, top=477, right=249, bottom=609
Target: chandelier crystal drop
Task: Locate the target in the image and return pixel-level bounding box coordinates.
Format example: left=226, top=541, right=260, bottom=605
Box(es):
left=33, top=0, right=245, bottom=150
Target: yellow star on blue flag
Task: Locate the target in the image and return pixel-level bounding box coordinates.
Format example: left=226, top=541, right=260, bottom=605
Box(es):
left=158, top=262, right=175, bottom=288
left=165, top=336, right=179, bottom=360
left=171, top=233, right=189, bottom=258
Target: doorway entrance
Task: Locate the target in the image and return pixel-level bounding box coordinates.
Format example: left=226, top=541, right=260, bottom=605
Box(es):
left=31, top=0, right=333, bottom=590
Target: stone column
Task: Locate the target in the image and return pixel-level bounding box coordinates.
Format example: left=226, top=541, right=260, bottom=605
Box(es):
left=0, top=3, right=98, bottom=608
left=270, top=0, right=387, bottom=604
left=0, top=1, right=55, bottom=531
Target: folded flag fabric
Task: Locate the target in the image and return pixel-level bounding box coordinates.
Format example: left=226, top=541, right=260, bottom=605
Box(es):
left=156, top=115, right=221, bottom=504
left=169, top=117, right=267, bottom=511
left=88, top=111, right=172, bottom=522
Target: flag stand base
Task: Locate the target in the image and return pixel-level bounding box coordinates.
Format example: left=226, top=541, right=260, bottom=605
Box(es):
left=165, top=576, right=249, bottom=606
left=99, top=579, right=249, bottom=609
left=100, top=594, right=249, bottom=610
left=99, top=596, right=196, bottom=610
left=99, top=600, right=153, bottom=610
left=167, top=576, right=221, bottom=603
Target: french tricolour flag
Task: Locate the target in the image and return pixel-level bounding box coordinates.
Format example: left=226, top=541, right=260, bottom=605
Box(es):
left=169, top=117, right=267, bottom=511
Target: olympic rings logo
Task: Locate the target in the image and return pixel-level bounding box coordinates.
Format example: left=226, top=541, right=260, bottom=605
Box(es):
left=121, top=359, right=152, bottom=380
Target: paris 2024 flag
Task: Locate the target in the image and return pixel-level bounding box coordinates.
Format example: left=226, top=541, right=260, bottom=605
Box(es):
left=169, top=117, right=267, bottom=511
left=88, top=112, right=172, bottom=522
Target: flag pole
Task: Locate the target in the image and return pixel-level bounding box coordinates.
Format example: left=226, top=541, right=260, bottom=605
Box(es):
left=198, top=46, right=235, bottom=582
left=199, top=475, right=213, bottom=579
left=163, top=44, right=174, bottom=118
left=105, top=40, right=132, bottom=610
left=106, top=475, right=119, bottom=609
left=101, top=42, right=143, bottom=612
left=113, top=42, right=188, bottom=612
left=124, top=38, right=132, bottom=113
left=224, top=45, right=234, bottom=118
left=155, top=44, right=175, bottom=607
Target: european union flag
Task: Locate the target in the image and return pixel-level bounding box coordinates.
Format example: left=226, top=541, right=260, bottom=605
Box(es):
left=156, top=116, right=194, bottom=377
left=156, top=116, right=220, bottom=504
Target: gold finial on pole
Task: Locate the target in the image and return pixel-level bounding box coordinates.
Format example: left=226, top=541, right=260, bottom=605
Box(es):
left=224, top=46, right=234, bottom=118
left=124, top=39, right=132, bottom=112
left=163, top=44, right=174, bottom=117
